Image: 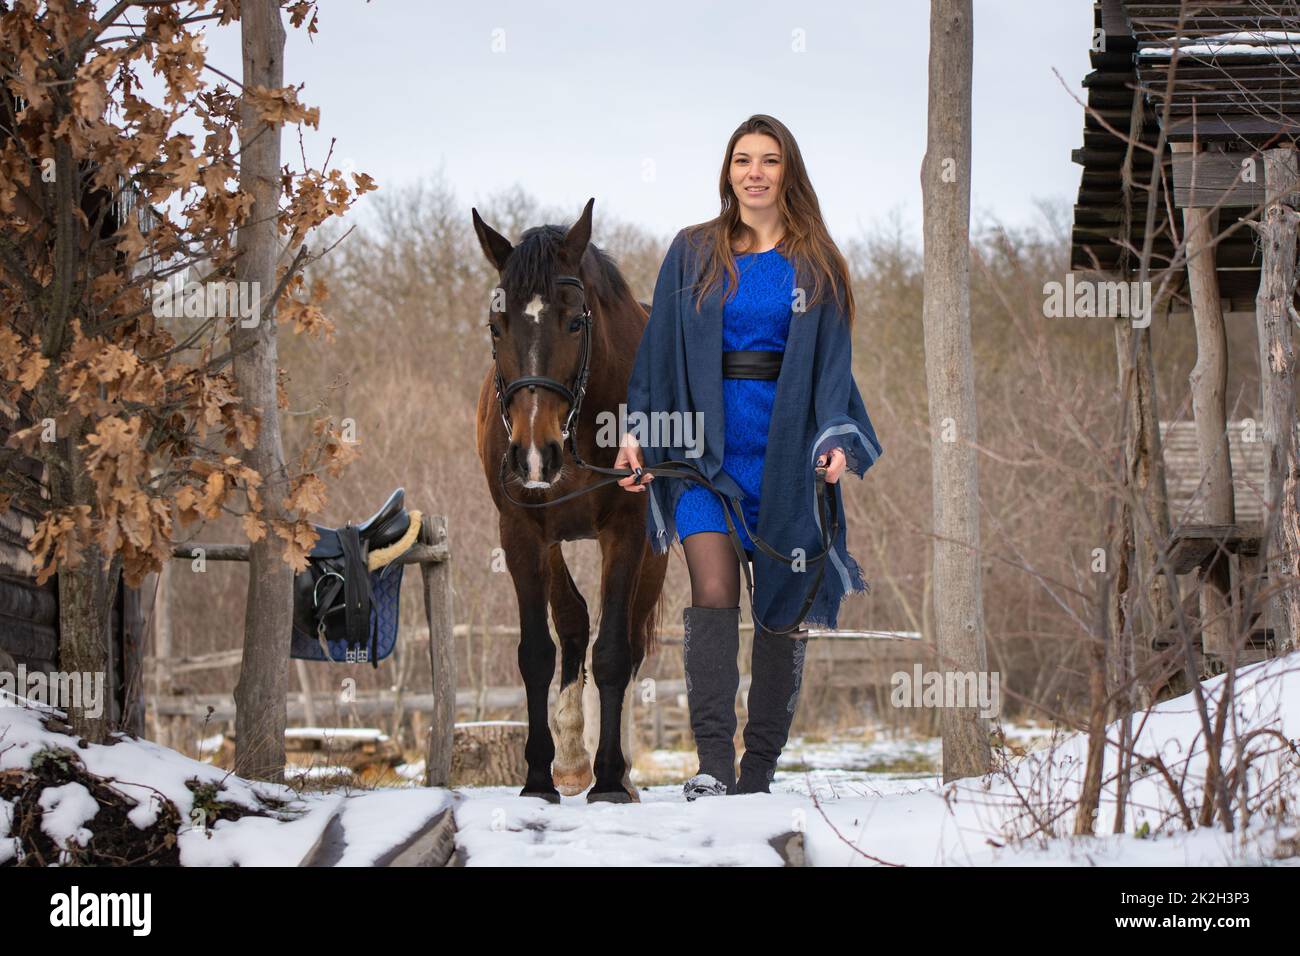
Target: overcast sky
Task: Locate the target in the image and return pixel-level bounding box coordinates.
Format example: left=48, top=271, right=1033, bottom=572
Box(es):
left=172, top=0, right=1095, bottom=245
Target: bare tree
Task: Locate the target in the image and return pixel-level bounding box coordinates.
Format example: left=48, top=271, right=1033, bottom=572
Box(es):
left=921, top=0, right=991, bottom=781
left=231, top=0, right=291, bottom=781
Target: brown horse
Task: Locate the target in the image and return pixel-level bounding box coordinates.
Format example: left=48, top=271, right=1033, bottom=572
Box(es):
left=472, top=199, right=669, bottom=802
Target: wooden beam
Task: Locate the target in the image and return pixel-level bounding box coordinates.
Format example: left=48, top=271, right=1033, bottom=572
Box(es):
left=171, top=540, right=449, bottom=565
left=1172, top=148, right=1265, bottom=208
left=1168, top=525, right=1259, bottom=576
left=1176, top=143, right=1237, bottom=659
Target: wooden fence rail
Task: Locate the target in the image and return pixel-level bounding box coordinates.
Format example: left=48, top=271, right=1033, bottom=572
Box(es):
left=151, top=520, right=922, bottom=776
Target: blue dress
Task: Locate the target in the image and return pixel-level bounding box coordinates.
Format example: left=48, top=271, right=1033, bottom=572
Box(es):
left=675, top=247, right=794, bottom=553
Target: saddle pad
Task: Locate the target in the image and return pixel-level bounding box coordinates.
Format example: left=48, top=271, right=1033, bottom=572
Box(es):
left=290, top=562, right=405, bottom=665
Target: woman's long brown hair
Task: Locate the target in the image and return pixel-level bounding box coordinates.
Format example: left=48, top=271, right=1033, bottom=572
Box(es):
left=682, top=114, right=855, bottom=329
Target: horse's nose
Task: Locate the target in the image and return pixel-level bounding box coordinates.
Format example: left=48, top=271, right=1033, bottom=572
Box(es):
left=543, top=439, right=564, bottom=476
left=508, top=441, right=525, bottom=477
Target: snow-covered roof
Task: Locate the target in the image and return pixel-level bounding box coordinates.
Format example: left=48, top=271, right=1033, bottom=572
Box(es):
left=1139, top=31, right=1300, bottom=57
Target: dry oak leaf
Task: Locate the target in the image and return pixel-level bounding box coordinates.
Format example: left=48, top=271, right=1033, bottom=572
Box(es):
left=83, top=417, right=147, bottom=493
left=17, top=351, right=50, bottom=391
left=272, top=518, right=318, bottom=573
left=196, top=470, right=228, bottom=519
left=197, top=374, right=241, bottom=430
left=244, top=84, right=320, bottom=128
left=241, top=511, right=267, bottom=544
left=71, top=56, right=113, bottom=121
left=283, top=473, right=327, bottom=516
left=223, top=407, right=259, bottom=451
left=173, top=485, right=203, bottom=526
left=28, top=505, right=93, bottom=586
left=4, top=421, right=48, bottom=455
left=225, top=460, right=263, bottom=489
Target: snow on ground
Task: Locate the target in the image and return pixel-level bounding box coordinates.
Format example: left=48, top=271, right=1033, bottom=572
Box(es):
left=2, top=657, right=1297, bottom=866
left=0, top=694, right=340, bottom=866
left=285, top=727, right=389, bottom=742
left=36, top=783, right=98, bottom=860
left=397, top=658, right=1298, bottom=866
left=453, top=785, right=796, bottom=866
left=0, top=797, right=14, bottom=862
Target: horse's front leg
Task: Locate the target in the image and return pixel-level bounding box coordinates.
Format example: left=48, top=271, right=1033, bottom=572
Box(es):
left=503, top=519, right=558, bottom=801
left=548, top=543, right=594, bottom=795
left=588, top=525, right=644, bottom=802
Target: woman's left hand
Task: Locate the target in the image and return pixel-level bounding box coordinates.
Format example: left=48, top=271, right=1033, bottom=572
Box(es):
left=815, top=447, right=846, bottom=484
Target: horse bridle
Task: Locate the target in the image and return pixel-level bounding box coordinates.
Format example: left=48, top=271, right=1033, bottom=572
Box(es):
left=489, top=274, right=592, bottom=446
left=486, top=272, right=846, bottom=637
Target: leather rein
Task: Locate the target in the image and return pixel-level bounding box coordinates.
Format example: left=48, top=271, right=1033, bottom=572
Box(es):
left=488, top=274, right=839, bottom=637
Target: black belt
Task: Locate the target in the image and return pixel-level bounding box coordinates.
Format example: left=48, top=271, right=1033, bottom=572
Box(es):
left=723, top=349, right=783, bottom=380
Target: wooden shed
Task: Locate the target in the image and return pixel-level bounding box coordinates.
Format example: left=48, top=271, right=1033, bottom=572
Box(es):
left=0, top=411, right=147, bottom=734
left=0, top=418, right=59, bottom=676
left=1070, top=1, right=1300, bottom=688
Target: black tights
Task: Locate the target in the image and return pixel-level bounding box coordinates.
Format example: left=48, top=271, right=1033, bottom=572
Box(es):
left=683, top=532, right=753, bottom=609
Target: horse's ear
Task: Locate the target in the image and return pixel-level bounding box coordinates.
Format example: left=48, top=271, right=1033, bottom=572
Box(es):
left=560, top=197, right=595, bottom=265
left=472, top=207, right=514, bottom=272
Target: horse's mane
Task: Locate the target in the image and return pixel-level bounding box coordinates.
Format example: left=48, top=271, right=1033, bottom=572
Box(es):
left=501, top=224, right=638, bottom=354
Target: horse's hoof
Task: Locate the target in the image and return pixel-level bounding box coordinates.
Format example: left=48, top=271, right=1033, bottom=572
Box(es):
left=520, top=787, right=561, bottom=804
left=552, top=762, right=594, bottom=796
left=587, top=788, right=636, bottom=804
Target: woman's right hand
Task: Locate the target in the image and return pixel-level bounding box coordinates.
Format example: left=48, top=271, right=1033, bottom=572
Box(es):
left=616, top=433, right=653, bottom=492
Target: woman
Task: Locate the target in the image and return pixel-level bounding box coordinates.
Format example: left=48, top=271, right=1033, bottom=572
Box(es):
left=617, top=114, right=882, bottom=800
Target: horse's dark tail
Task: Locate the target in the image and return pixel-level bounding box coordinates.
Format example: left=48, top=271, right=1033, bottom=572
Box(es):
left=630, top=562, right=669, bottom=677
left=643, top=584, right=668, bottom=668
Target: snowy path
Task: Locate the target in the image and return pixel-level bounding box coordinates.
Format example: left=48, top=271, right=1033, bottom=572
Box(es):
left=3, top=656, right=1297, bottom=866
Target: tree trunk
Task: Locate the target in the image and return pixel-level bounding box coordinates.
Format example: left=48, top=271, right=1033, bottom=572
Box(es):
left=921, top=0, right=990, bottom=782
left=40, top=121, right=118, bottom=742
left=42, top=393, right=119, bottom=743
left=1076, top=574, right=1110, bottom=836
left=232, top=0, right=291, bottom=782
left=1115, top=318, right=1177, bottom=671
left=1252, top=148, right=1300, bottom=654
left=451, top=722, right=527, bottom=787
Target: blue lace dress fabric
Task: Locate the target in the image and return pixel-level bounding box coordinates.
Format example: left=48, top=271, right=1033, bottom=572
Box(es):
left=675, top=247, right=794, bottom=553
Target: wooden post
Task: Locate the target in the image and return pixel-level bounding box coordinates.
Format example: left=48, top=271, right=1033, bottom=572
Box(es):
left=424, top=514, right=456, bottom=787
left=1174, top=142, right=1236, bottom=661
left=121, top=581, right=146, bottom=736
left=294, top=659, right=316, bottom=728
left=1249, top=147, right=1300, bottom=654
left=151, top=560, right=173, bottom=749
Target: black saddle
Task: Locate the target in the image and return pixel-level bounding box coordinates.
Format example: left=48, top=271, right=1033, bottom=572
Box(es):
left=292, top=488, right=412, bottom=666
left=307, top=488, right=410, bottom=559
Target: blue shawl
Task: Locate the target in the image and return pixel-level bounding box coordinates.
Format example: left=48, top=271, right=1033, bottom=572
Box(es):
left=625, top=228, right=883, bottom=630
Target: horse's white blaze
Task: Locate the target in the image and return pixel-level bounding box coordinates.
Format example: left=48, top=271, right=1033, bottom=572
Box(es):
left=517, top=301, right=551, bottom=485
left=525, top=396, right=546, bottom=483
left=524, top=295, right=544, bottom=323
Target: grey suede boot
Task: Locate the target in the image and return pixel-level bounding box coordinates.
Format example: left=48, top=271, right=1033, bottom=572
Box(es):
left=681, top=605, right=741, bottom=796
left=737, top=625, right=809, bottom=794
